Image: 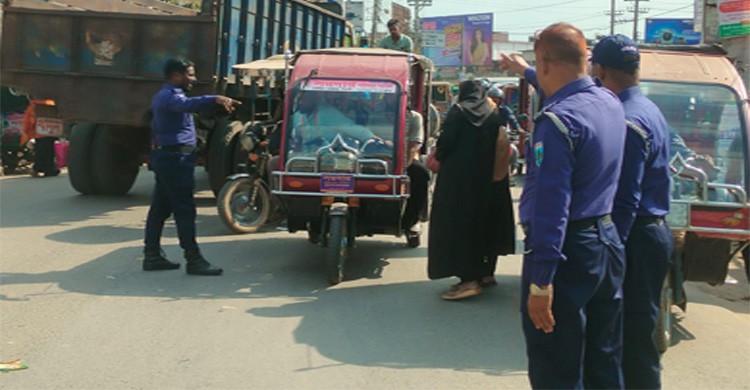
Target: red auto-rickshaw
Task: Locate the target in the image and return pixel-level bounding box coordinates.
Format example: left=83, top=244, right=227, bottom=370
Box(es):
left=271, top=48, right=435, bottom=284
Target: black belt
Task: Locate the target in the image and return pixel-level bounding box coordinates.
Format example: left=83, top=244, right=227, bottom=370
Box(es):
left=156, top=144, right=196, bottom=153
left=633, top=216, right=665, bottom=226
left=521, top=214, right=612, bottom=233
left=567, top=214, right=612, bottom=230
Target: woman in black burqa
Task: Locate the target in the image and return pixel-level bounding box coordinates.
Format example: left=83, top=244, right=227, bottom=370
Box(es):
left=427, top=79, right=516, bottom=300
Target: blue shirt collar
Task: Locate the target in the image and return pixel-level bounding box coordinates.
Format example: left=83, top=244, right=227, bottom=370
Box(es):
left=164, top=82, right=183, bottom=93
left=617, top=85, right=642, bottom=102
left=544, top=76, right=597, bottom=107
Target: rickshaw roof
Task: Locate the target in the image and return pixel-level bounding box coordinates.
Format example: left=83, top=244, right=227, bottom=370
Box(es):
left=639, top=49, right=748, bottom=99
left=289, top=48, right=433, bottom=89
left=233, top=54, right=291, bottom=76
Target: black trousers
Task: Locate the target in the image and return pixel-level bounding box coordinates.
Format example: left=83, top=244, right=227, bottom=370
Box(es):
left=33, top=137, right=58, bottom=174
left=144, top=150, right=199, bottom=253
left=401, top=161, right=430, bottom=230
left=623, top=219, right=672, bottom=390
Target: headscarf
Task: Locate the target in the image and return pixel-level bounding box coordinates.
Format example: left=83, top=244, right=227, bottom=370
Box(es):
left=457, top=80, right=493, bottom=127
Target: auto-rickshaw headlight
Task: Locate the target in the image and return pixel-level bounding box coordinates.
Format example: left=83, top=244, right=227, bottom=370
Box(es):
left=239, top=131, right=257, bottom=151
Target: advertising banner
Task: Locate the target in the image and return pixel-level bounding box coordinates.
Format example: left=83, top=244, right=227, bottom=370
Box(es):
left=463, top=13, right=493, bottom=67
left=717, top=0, right=750, bottom=38
left=421, top=16, right=463, bottom=67
left=645, top=18, right=702, bottom=44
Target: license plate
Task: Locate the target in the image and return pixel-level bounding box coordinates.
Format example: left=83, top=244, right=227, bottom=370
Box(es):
left=320, top=175, right=354, bottom=193
left=35, top=117, right=64, bottom=137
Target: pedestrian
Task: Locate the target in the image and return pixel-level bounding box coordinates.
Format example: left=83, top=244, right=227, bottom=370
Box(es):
left=378, top=19, right=413, bottom=53
left=427, top=79, right=515, bottom=300
left=591, top=34, right=673, bottom=389
left=143, top=58, right=240, bottom=275
left=505, top=23, right=627, bottom=388
left=23, top=99, right=61, bottom=177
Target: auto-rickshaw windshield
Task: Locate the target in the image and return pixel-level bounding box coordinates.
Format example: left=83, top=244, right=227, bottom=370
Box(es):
left=285, top=78, right=401, bottom=169
left=641, top=81, right=747, bottom=194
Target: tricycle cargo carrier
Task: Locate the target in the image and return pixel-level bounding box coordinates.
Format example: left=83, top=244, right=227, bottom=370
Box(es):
left=1, top=0, right=351, bottom=195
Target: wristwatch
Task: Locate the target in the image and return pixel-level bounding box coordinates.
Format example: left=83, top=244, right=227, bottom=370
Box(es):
left=530, top=283, right=553, bottom=296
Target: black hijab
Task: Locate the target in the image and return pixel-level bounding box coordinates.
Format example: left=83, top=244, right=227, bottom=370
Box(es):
left=457, top=79, right=493, bottom=127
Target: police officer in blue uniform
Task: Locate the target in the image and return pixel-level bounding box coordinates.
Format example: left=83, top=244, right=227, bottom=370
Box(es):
left=143, top=58, right=239, bottom=275
left=503, top=23, right=627, bottom=389
left=591, top=35, right=673, bottom=389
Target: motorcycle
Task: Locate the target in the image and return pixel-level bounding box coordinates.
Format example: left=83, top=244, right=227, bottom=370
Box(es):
left=216, top=121, right=280, bottom=233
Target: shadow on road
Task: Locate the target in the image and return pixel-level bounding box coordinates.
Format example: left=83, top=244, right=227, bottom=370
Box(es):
left=0, top=235, right=527, bottom=377
left=248, top=275, right=527, bottom=377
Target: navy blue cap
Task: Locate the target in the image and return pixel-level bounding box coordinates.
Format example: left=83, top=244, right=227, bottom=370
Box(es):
left=591, top=34, right=640, bottom=71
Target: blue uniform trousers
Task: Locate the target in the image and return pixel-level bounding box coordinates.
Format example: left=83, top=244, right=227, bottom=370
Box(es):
left=144, top=150, right=198, bottom=253
left=522, top=217, right=625, bottom=389
left=622, top=219, right=672, bottom=389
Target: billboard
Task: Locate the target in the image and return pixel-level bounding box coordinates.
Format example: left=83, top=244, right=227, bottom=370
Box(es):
left=421, top=13, right=493, bottom=67
left=645, top=18, right=702, bottom=45
left=717, top=0, right=750, bottom=38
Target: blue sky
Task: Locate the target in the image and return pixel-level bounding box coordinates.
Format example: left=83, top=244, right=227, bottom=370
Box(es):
left=418, top=0, right=697, bottom=41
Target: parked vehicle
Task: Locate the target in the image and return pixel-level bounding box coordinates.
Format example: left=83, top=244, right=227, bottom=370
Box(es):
left=271, top=48, right=436, bottom=284
left=217, top=120, right=280, bottom=234
left=1, top=0, right=350, bottom=195
left=638, top=46, right=749, bottom=352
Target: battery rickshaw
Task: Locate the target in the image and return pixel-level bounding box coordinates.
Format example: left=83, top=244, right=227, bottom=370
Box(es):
left=638, top=47, right=750, bottom=352
left=271, top=48, right=435, bottom=284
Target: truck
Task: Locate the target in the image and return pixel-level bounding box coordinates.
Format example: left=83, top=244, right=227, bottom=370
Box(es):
left=1, top=0, right=351, bottom=195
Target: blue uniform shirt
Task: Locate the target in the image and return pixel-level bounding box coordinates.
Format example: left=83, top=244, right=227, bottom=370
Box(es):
left=151, top=83, right=217, bottom=147
left=520, top=76, right=626, bottom=286
left=612, top=86, right=671, bottom=241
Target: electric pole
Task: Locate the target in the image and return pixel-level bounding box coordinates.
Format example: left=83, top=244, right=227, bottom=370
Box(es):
left=371, top=0, right=381, bottom=46
left=407, top=0, right=432, bottom=53
left=624, top=0, right=649, bottom=42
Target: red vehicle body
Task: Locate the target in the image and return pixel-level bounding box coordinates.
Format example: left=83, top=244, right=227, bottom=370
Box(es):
left=271, top=48, right=434, bottom=284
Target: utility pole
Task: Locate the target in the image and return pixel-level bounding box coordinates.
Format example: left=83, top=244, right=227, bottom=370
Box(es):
left=605, top=0, right=624, bottom=36
left=624, top=0, right=649, bottom=42
left=371, top=0, right=381, bottom=46
left=407, top=0, right=432, bottom=53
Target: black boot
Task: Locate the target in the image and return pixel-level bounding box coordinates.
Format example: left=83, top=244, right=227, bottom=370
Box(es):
left=185, top=249, right=223, bottom=276
left=143, top=248, right=180, bottom=271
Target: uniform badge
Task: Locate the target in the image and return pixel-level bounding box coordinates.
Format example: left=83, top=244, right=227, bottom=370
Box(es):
left=534, top=141, right=544, bottom=166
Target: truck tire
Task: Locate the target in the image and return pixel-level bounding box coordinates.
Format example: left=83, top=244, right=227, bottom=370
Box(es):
left=67, top=123, right=98, bottom=194
left=208, top=120, right=243, bottom=196
left=90, top=125, right=142, bottom=195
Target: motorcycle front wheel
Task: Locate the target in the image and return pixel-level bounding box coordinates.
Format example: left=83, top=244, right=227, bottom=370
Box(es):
left=217, top=177, right=271, bottom=234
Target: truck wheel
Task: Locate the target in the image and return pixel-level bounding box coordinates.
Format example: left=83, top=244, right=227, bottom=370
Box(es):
left=67, top=123, right=98, bottom=194
left=90, top=125, right=142, bottom=195
left=655, top=275, right=673, bottom=354
left=326, top=214, right=348, bottom=285
left=208, top=120, right=243, bottom=196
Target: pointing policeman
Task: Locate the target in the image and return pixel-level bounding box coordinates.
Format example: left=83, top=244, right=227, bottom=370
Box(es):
left=507, top=23, right=627, bottom=388
left=143, top=58, right=239, bottom=276
left=591, top=35, right=673, bottom=389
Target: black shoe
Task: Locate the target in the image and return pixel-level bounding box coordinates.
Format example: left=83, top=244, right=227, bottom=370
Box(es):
left=185, top=250, right=223, bottom=276
left=143, top=249, right=180, bottom=271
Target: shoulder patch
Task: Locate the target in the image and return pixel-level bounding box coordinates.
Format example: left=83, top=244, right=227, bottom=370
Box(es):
left=534, top=141, right=544, bottom=166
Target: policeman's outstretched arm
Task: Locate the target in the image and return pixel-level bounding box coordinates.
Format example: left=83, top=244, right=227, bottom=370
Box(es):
left=216, top=96, right=241, bottom=113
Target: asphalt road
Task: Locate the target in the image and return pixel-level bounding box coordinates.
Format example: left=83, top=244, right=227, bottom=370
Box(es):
left=1, top=168, right=748, bottom=389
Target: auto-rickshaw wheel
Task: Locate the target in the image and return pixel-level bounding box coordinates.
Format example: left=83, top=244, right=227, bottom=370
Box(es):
left=326, top=215, right=347, bottom=285
left=656, top=273, right=673, bottom=354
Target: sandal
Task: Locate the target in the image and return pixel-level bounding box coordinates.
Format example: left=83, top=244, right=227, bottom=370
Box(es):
left=441, top=282, right=482, bottom=300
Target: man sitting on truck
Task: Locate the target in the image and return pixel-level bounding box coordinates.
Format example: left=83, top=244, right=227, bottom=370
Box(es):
left=378, top=19, right=413, bottom=53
